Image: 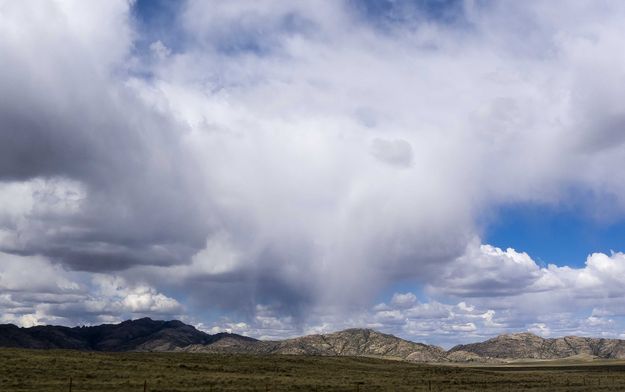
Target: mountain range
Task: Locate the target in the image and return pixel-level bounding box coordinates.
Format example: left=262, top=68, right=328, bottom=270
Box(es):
left=449, top=331, right=625, bottom=360
left=0, top=318, right=252, bottom=352
left=2, top=318, right=625, bottom=362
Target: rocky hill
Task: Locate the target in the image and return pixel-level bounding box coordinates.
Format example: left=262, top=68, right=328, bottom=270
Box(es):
left=4, top=319, right=625, bottom=362
left=181, top=328, right=447, bottom=362
left=0, top=318, right=253, bottom=351
left=449, top=332, right=625, bottom=360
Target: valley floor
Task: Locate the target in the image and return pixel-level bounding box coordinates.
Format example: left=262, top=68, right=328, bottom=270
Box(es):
left=2, top=348, right=625, bottom=391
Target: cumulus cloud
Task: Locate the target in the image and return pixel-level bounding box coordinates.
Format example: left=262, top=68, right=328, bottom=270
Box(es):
left=2, top=0, right=625, bottom=344
left=423, top=244, right=625, bottom=342
left=430, top=241, right=553, bottom=297
left=430, top=243, right=625, bottom=307
left=203, top=245, right=625, bottom=347
left=390, top=292, right=418, bottom=308
left=0, top=252, right=181, bottom=327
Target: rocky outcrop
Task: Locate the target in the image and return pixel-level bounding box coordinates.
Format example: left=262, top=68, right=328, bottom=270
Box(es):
left=182, top=328, right=447, bottom=362
left=449, top=332, right=625, bottom=360
left=445, top=350, right=491, bottom=363
left=274, top=328, right=446, bottom=360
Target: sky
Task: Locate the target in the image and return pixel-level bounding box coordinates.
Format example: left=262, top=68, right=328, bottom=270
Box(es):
left=2, top=0, right=625, bottom=348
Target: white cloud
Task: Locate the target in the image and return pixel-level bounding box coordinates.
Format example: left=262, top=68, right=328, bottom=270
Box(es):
left=121, top=289, right=181, bottom=314
left=150, top=40, right=171, bottom=60
left=431, top=243, right=625, bottom=308
left=0, top=253, right=182, bottom=327
left=528, top=323, right=551, bottom=337
left=132, top=0, right=625, bottom=318
left=3, top=0, right=625, bottom=345
left=370, top=138, right=413, bottom=167
left=429, top=240, right=555, bottom=297
left=448, top=323, right=477, bottom=333
left=390, top=292, right=418, bottom=308
left=0, top=252, right=81, bottom=294
left=90, top=275, right=183, bottom=315
left=206, top=243, right=625, bottom=346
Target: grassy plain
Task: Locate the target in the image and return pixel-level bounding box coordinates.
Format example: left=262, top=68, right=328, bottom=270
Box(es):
left=2, top=348, right=625, bottom=391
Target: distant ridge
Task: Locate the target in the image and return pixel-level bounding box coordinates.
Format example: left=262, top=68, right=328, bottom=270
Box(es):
left=0, top=318, right=253, bottom=352
left=449, top=332, right=625, bottom=360
left=2, top=319, right=625, bottom=362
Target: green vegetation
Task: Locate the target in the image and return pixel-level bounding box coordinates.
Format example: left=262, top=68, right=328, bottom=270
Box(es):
left=2, top=348, right=625, bottom=391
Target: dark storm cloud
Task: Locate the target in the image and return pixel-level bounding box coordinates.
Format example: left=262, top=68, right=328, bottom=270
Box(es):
left=0, top=91, right=210, bottom=270
left=0, top=1, right=211, bottom=271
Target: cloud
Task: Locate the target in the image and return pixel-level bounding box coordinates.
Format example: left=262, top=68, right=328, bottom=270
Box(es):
left=430, top=242, right=625, bottom=307
left=0, top=252, right=81, bottom=295
left=421, top=244, right=625, bottom=342
left=203, top=245, right=625, bottom=347
left=429, top=240, right=553, bottom=297
left=2, top=0, right=625, bottom=344
left=0, top=251, right=181, bottom=327
left=370, top=138, right=414, bottom=167
left=150, top=40, right=172, bottom=59
left=390, top=292, right=418, bottom=308
left=0, top=0, right=212, bottom=271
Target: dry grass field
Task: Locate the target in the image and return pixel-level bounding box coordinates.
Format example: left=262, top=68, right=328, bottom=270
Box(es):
left=2, top=348, right=625, bottom=391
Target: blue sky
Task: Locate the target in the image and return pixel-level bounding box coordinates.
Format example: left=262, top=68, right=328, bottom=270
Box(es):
left=2, top=0, right=625, bottom=346
left=486, top=203, right=625, bottom=268
left=352, top=0, right=467, bottom=25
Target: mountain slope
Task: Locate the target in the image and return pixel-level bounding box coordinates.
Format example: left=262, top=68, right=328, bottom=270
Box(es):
left=182, top=328, right=447, bottom=362
left=4, top=319, right=625, bottom=362
left=0, top=318, right=252, bottom=351
left=449, top=332, right=625, bottom=360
